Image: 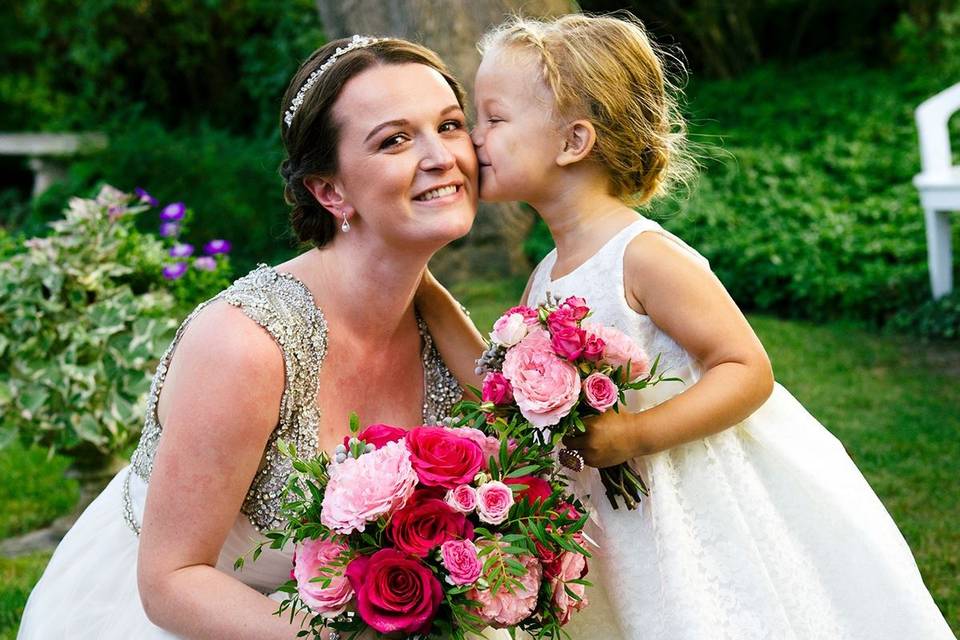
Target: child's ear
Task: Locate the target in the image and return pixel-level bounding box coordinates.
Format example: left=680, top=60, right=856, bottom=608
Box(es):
left=556, top=119, right=597, bottom=167
left=303, top=175, right=355, bottom=218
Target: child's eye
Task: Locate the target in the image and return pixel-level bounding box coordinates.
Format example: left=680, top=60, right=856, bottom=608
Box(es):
left=487, top=117, right=503, bottom=125
left=439, top=119, right=464, bottom=133
left=379, top=133, right=409, bottom=150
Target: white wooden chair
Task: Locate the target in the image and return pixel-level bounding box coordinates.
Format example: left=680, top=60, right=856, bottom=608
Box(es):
left=913, top=82, right=960, bottom=299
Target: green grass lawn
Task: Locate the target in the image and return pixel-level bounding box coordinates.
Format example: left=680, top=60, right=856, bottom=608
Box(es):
left=1, top=292, right=957, bottom=636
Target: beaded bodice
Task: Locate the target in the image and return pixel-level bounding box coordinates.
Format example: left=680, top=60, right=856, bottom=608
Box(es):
left=127, top=265, right=461, bottom=533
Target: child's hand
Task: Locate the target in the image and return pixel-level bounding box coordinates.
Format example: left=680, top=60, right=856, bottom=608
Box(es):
left=563, top=410, right=647, bottom=468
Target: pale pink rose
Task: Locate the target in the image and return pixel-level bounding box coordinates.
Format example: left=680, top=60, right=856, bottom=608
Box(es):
left=490, top=312, right=529, bottom=347
left=583, top=372, right=619, bottom=412
left=321, top=440, right=418, bottom=534
left=445, top=484, right=478, bottom=514
left=470, top=548, right=542, bottom=627
left=440, top=539, right=483, bottom=586
left=548, top=551, right=589, bottom=625
left=583, top=322, right=650, bottom=376
left=502, top=329, right=581, bottom=429
left=476, top=480, right=514, bottom=525
left=293, top=538, right=354, bottom=617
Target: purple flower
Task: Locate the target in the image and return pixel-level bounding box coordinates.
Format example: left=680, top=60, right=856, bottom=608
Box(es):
left=160, top=202, right=186, bottom=221
left=169, top=243, right=194, bottom=258
left=203, top=239, right=231, bottom=255
left=135, top=187, right=158, bottom=207
left=193, top=256, right=217, bottom=271
left=159, top=222, right=180, bottom=238
left=162, top=262, right=188, bottom=280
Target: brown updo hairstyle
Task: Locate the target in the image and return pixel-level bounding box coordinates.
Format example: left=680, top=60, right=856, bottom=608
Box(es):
left=480, top=13, right=695, bottom=206
left=280, top=37, right=465, bottom=247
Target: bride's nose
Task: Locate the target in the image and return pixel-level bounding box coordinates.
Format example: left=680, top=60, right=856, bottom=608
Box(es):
left=418, top=135, right=456, bottom=172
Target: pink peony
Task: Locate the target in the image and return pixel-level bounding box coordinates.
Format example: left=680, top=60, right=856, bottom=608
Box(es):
left=502, top=329, right=581, bottom=429
left=476, top=480, right=515, bottom=525
left=548, top=551, right=589, bottom=625
left=551, top=326, right=587, bottom=361
left=583, top=322, right=649, bottom=376
left=583, top=372, right=619, bottom=412
left=321, top=440, right=418, bottom=534
left=490, top=312, right=530, bottom=347
left=346, top=549, right=442, bottom=635
left=440, top=539, right=483, bottom=586
left=445, top=484, right=478, bottom=513
left=406, top=426, right=485, bottom=488
left=471, top=546, right=542, bottom=627
left=293, top=538, right=354, bottom=617
left=481, top=372, right=513, bottom=405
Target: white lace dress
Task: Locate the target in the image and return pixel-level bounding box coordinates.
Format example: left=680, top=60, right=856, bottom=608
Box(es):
left=527, top=218, right=955, bottom=640
left=18, top=265, right=497, bottom=640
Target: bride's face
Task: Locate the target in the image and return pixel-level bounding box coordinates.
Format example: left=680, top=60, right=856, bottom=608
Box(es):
left=328, top=63, right=478, bottom=250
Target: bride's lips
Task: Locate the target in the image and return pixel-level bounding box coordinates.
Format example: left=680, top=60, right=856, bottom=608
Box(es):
left=412, top=181, right=465, bottom=206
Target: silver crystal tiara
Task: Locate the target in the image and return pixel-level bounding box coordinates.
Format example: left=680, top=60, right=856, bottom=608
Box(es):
left=284, top=35, right=382, bottom=128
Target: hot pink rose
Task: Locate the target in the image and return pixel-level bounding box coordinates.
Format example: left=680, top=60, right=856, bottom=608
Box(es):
left=321, top=440, right=418, bottom=534
left=346, top=549, right=442, bottom=635
left=481, top=372, right=513, bottom=405
left=405, top=426, right=484, bottom=489
left=389, top=489, right=474, bottom=557
left=501, top=329, right=581, bottom=429
left=440, top=539, right=483, bottom=586
left=442, top=426, right=502, bottom=468
left=560, top=296, right=590, bottom=321
left=582, top=334, right=606, bottom=361
left=293, top=538, right=353, bottom=617
left=546, top=306, right=580, bottom=334
left=584, top=322, right=650, bottom=376
left=548, top=551, right=589, bottom=625
left=583, top=372, right=619, bottom=412
left=445, top=484, right=478, bottom=513
left=551, top=326, right=587, bottom=361
left=476, top=480, right=515, bottom=525
left=503, top=304, right=540, bottom=326
left=470, top=547, right=542, bottom=627
left=343, top=423, right=407, bottom=449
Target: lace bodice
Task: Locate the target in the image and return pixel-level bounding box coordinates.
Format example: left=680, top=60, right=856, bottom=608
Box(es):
left=527, top=217, right=709, bottom=408
left=126, top=265, right=461, bottom=533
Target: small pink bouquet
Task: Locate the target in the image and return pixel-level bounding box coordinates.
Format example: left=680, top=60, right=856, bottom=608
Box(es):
left=240, top=415, right=593, bottom=639
left=467, top=295, right=679, bottom=510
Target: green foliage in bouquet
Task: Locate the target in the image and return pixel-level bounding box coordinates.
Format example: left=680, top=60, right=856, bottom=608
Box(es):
left=0, top=186, right=229, bottom=458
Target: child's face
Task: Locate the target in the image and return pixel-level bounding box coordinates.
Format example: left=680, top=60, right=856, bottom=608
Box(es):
left=472, top=48, right=564, bottom=203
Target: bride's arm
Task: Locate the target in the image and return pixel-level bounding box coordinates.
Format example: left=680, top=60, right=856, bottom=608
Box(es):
left=415, top=269, right=487, bottom=395
left=136, top=302, right=304, bottom=640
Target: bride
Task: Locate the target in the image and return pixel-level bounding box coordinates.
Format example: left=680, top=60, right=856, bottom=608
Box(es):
left=19, top=35, right=490, bottom=639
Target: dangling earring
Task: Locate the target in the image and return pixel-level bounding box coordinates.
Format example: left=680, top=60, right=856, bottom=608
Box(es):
left=340, top=215, right=351, bottom=233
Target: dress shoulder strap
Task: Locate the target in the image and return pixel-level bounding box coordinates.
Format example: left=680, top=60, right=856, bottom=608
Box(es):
left=609, top=217, right=711, bottom=272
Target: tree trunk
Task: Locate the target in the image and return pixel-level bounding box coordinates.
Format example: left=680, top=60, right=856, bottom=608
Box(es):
left=315, top=0, right=572, bottom=283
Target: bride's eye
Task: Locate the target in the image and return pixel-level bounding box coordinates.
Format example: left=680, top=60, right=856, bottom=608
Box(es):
left=379, top=133, right=409, bottom=150
left=439, top=119, right=465, bottom=133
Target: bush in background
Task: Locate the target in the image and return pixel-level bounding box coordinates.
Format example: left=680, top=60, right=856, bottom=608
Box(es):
left=0, top=186, right=230, bottom=460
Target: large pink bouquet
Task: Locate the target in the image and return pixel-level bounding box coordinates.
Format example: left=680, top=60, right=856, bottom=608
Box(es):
left=468, top=295, right=679, bottom=510
left=242, top=416, right=592, bottom=640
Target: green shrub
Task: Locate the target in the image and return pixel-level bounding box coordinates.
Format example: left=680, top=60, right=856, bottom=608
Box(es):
left=527, top=54, right=960, bottom=329
left=0, top=185, right=229, bottom=458
left=890, top=290, right=960, bottom=340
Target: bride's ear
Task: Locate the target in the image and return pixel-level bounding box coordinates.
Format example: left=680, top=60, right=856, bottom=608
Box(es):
left=303, top=175, right=354, bottom=217
left=556, top=119, right=597, bottom=167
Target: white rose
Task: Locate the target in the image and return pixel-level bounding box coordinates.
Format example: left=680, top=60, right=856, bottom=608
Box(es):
left=490, top=313, right=529, bottom=347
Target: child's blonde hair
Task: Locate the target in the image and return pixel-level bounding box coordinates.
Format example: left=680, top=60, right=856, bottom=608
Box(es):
left=480, top=12, right=694, bottom=205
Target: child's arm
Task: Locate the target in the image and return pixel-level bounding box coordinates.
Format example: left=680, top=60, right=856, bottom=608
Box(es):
left=565, top=233, right=775, bottom=467
left=415, top=269, right=487, bottom=396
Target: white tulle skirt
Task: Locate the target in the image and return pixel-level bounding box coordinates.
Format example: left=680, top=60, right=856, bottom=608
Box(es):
left=17, top=467, right=293, bottom=639
left=562, top=383, right=955, bottom=640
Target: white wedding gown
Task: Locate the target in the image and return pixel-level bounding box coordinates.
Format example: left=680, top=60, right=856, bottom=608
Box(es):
left=19, top=266, right=506, bottom=640
left=527, top=218, right=955, bottom=640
